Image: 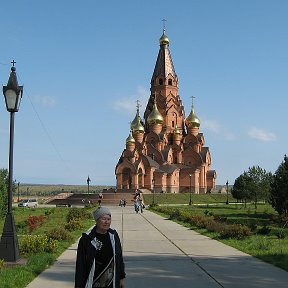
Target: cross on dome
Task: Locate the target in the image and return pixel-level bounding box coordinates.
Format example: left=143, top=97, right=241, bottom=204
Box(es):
left=136, top=100, right=141, bottom=110
left=190, top=96, right=195, bottom=109
left=162, top=19, right=167, bottom=32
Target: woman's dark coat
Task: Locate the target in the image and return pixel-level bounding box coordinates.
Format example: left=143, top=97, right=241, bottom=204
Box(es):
left=75, top=226, right=125, bottom=288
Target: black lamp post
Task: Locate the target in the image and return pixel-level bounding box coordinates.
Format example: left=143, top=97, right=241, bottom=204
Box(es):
left=189, top=174, right=192, bottom=205
left=226, top=180, right=229, bottom=205
left=0, top=62, right=23, bottom=262
left=87, top=176, right=91, bottom=195
left=152, top=178, right=155, bottom=205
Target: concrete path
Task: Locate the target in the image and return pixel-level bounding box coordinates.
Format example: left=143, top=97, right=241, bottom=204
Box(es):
left=26, top=206, right=288, bottom=288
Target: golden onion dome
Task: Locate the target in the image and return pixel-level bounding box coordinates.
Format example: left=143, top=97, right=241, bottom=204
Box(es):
left=130, top=115, right=138, bottom=130
left=126, top=131, right=135, bottom=144
left=147, top=102, right=164, bottom=125
left=174, top=125, right=181, bottom=135
left=131, top=108, right=144, bottom=133
left=133, top=116, right=145, bottom=133
left=185, top=108, right=201, bottom=128
left=159, top=31, right=169, bottom=46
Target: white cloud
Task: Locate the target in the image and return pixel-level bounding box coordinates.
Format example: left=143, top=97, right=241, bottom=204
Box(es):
left=33, top=95, right=56, bottom=107
left=202, top=119, right=221, bottom=134
left=202, top=119, right=236, bottom=140
left=248, top=127, right=276, bottom=142
left=112, top=86, right=149, bottom=115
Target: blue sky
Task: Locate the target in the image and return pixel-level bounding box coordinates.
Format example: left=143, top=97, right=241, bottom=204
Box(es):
left=0, top=0, right=287, bottom=186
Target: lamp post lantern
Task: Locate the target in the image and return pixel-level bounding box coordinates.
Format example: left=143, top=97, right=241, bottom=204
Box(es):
left=226, top=180, right=229, bottom=205
left=189, top=174, right=192, bottom=205
left=0, top=62, right=23, bottom=262
left=87, top=176, right=91, bottom=195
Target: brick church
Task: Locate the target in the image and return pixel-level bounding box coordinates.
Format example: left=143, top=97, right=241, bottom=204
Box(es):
left=115, top=29, right=216, bottom=193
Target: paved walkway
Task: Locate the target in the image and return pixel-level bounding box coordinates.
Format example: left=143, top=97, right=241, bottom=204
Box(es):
left=26, top=206, right=288, bottom=288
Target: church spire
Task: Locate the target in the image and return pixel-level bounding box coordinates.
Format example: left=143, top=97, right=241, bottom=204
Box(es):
left=152, top=22, right=176, bottom=80
left=144, top=23, right=184, bottom=134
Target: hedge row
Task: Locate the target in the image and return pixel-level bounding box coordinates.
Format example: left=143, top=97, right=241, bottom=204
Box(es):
left=155, top=207, right=251, bottom=239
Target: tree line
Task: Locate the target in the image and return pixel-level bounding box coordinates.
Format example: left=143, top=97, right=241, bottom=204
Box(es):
left=231, top=155, right=288, bottom=216
left=1, top=155, right=288, bottom=217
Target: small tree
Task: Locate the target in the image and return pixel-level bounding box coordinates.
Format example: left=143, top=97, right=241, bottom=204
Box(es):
left=270, top=155, right=288, bottom=216
left=247, top=166, right=271, bottom=209
left=231, top=172, right=252, bottom=207
left=232, top=166, right=271, bottom=209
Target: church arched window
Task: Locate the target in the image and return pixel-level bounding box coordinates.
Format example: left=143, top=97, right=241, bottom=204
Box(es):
left=168, top=79, right=172, bottom=85
left=159, top=78, right=163, bottom=85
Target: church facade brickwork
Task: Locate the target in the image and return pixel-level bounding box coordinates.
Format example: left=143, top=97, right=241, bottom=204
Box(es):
left=115, top=30, right=216, bottom=193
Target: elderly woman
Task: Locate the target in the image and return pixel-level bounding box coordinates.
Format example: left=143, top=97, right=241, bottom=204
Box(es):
left=75, top=207, right=125, bottom=288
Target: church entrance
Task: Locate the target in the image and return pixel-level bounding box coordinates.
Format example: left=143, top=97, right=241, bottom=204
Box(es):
left=122, top=168, right=132, bottom=189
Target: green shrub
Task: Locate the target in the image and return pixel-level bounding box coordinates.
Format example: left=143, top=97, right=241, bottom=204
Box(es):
left=220, top=224, right=251, bottom=239
left=204, top=210, right=214, bottom=217
left=47, top=227, right=72, bottom=241
left=65, top=219, right=83, bottom=231
left=269, top=214, right=280, bottom=223
left=190, top=215, right=212, bottom=229
left=247, top=222, right=258, bottom=232
left=258, top=225, right=271, bottom=235
left=213, top=214, right=227, bottom=222
left=157, top=206, right=173, bottom=215
left=44, top=209, right=55, bottom=218
left=16, top=220, right=27, bottom=233
left=45, top=239, right=58, bottom=253
left=20, top=235, right=58, bottom=254
left=66, top=208, right=90, bottom=222
left=177, top=210, right=192, bottom=222
left=275, top=229, right=286, bottom=239
left=205, top=220, right=225, bottom=233
left=168, top=208, right=180, bottom=220
left=149, top=203, right=159, bottom=209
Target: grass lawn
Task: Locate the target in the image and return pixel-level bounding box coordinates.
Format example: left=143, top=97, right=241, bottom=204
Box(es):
left=143, top=192, right=234, bottom=205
